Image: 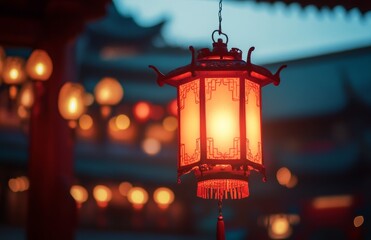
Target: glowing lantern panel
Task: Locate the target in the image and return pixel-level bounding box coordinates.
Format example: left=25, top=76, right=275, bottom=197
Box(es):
left=150, top=38, right=285, bottom=200
left=26, top=49, right=53, bottom=81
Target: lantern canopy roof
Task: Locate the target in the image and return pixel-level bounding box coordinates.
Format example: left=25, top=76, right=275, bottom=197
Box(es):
left=149, top=38, right=286, bottom=87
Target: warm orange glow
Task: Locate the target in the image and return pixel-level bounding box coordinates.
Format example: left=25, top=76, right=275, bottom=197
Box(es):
left=142, top=138, right=161, bottom=155
left=179, top=80, right=200, bottom=166
left=146, top=123, right=174, bottom=143
left=168, top=99, right=177, bottom=116
left=354, top=215, right=364, bottom=228
left=9, top=85, right=18, bottom=100
left=10, top=69, right=19, bottom=79
left=68, top=120, right=77, bottom=129
left=79, top=114, right=93, bottom=130
left=312, top=195, right=353, bottom=209
left=26, top=49, right=53, bottom=81
left=269, top=216, right=291, bottom=239
left=153, top=187, right=174, bottom=209
left=8, top=176, right=29, bottom=192
left=70, top=185, right=88, bottom=205
left=205, top=78, right=240, bottom=160
left=115, top=114, right=130, bottom=130
left=84, top=93, right=94, bottom=106
left=276, top=167, right=292, bottom=186
left=133, top=101, right=151, bottom=121
left=163, top=116, right=178, bottom=131
left=108, top=120, right=137, bottom=142
left=93, top=185, right=112, bottom=207
left=150, top=104, right=164, bottom=120
left=58, top=82, right=85, bottom=121
left=18, top=82, right=34, bottom=108
left=245, top=80, right=262, bottom=163
left=94, top=77, right=123, bottom=106
left=118, top=181, right=132, bottom=197
left=127, top=187, right=148, bottom=210
left=17, top=105, right=29, bottom=119
left=2, top=57, right=25, bottom=85
left=286, top=175, right=298, bottom=188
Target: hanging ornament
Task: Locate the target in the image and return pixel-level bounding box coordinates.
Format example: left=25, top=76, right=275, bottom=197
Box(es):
left=149, top=0, right=286, bottom=239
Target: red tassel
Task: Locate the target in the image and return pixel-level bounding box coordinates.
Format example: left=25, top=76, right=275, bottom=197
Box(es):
left=216, top=215, right=225, bottom=240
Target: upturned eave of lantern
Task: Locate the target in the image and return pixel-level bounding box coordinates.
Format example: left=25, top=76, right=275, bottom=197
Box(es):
left=149, top=40, right=287, bottom=88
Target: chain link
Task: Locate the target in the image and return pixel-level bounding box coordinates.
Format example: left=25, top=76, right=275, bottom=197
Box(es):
left=218, top=0, right=223, bottom=34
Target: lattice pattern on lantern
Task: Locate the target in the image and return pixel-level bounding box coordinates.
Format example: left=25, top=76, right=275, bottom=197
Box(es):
left=179, top=79, right=201, bottom=167
left=197, top=179, right=249, bottom=199
left=207, top=137, right=240, bottom=159
left=245, top=80, right=262, bottom=164
left=206, top=78, right=241, bottom=160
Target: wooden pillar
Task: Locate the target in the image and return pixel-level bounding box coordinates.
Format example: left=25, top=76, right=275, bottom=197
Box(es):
left=27, top=39, right=77, bottom=240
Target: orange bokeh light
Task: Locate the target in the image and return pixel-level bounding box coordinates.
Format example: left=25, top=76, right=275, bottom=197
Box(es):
left=153, top=187, right=175, bottom=209
left=26, top=49, right=53, bottom=81
left=8, top=176, right=29, bottom=192
left=276, top=167, right=292, bottom=186
left=18, top=82, right=34, bottom=108
left=93, top=185, right=112, bottom=208
left=142, top=138, right=161, bottom=155
left=354, top=215, right=364, bottom=228
left=133, top=101, right=151, bottom=121
left=162, top=116, right=178, bottom=132
left=127, top=187, right=148, bottom=210
left=115, top=114, right=130, bottom=130
left=2, top=57, right=25, bottom=85
left=118, top=181, right=132, bottom=197
left=70, top=185, right=88, bottom=206
left=79, top=114, right=93, bottom=130
left=94, top=77, right=123, bottom=106
left=58, top=82, right=85, bottom=121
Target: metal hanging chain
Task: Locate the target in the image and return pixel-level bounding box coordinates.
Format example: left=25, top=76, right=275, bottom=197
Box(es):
left=218, top=0, right=223, bottom=34
left=212, top=0, right=228, bottom=43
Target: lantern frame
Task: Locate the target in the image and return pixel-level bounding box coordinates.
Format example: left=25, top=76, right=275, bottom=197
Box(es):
left=150, top=37, right=286, bottom=199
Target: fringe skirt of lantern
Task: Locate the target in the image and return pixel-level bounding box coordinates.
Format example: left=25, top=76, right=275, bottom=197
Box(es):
left=197, top=179, right=249, bottom=200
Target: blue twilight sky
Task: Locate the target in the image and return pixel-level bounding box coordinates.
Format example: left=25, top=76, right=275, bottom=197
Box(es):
left=115, top=0, right=371, bottom=64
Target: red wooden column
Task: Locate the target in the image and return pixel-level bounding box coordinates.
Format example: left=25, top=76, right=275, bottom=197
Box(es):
left=27, top=39, right=77, bottom=239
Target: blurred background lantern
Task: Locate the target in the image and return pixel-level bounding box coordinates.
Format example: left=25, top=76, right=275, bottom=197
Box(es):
left=18, top=82, right=34, bottom=109
left=94, top=77, right=124, bottom=117
left=26, top=49, right=53, bottom=81
left=58, top=82, right=86, bottom=128
left=153, top=187, right=174, bottom=210
left=127, top=187, right=148, bottom=210
left=2, top=56, right=26, bottom=99
left=17, top=81, right=35, bottom=120
left=93, top=185, right=112, bottom=208
left=70, top=185, right=89, bottom=208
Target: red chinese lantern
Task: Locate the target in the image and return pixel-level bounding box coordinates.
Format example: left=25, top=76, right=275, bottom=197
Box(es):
left=149, top=1, right=286, bottom=239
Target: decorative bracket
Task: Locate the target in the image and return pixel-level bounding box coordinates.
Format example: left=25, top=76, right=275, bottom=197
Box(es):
left=148, top=65, right=165, bottom=86
left=272, top=65, right=287, bottom=86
